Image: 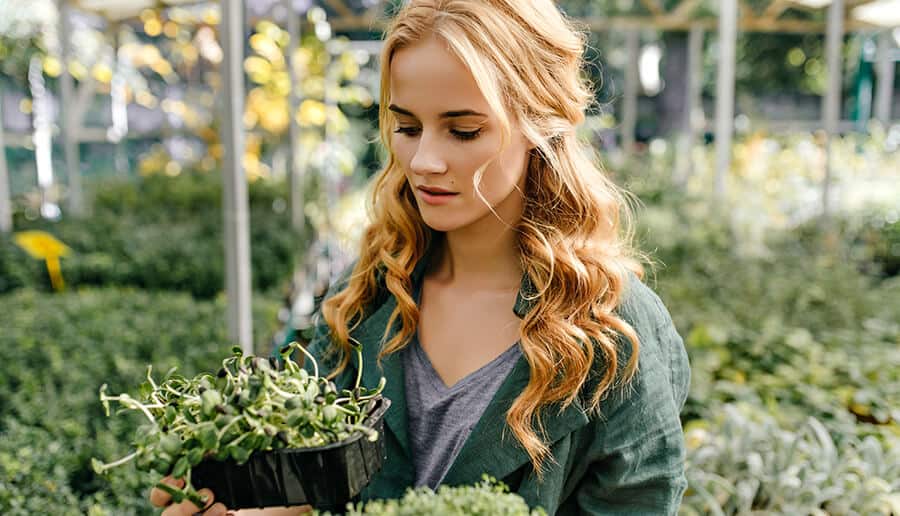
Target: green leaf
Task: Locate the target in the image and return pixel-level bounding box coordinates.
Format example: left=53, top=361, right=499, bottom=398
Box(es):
left=201, top=390, right=223, bottom=418
left=187, top=447, right=205, bottom=467
left=171, top=456, right=190, bottom=479
left=230, top=445, right=251, bottom=464
left=91, top=458, right=106, bottom=476
left=198, top=426, right=219, bottom=450
left=159, top=434, right=182, bottom=456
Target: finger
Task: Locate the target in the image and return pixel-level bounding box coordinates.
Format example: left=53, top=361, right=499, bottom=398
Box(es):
left=231, top=507, right=311, bottom=515
left=160, top=488, right=214, bottom=516
left=150, top=476, right=186, bottom=507
left=197, top=502, right=228, bottom=516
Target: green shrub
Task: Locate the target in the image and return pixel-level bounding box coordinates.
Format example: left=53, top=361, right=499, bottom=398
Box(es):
left=88, top=172, right=292, bottom=222
left=329, top=477, right=546, bottom=516
left=0, top=287, right=280, bottom=515
left=4, top=173, right=300, bottom=298
left=0, top=211, right=301, bottom=299
left=0, top=234, right=37, bottom=294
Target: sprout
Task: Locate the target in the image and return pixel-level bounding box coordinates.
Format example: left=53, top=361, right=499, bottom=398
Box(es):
left=93, top=342, right=386, bottom=507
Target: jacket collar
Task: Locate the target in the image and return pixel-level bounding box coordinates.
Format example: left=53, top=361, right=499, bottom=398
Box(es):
left=350, top=238, right=589, bottom=482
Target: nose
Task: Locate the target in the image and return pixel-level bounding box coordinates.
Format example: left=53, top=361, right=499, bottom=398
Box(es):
left=409, top=132, right=447, bottom=176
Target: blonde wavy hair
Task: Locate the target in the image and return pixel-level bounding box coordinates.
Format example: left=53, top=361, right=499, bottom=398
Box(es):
left=321, top=0, right=644, bottom=474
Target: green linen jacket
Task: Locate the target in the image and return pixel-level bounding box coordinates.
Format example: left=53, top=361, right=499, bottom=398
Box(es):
left=289, top=252, right=691, bottom=515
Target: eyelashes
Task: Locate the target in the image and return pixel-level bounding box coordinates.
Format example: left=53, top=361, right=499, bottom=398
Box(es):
left=393, top=127, right=482, bottom=141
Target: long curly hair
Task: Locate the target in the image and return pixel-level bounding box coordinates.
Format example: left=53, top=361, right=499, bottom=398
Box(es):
left=321, top=0, right=644, bottom=474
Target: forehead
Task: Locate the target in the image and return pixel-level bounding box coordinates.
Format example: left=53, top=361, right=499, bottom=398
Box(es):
left=389, top=36, right=492, bottom=118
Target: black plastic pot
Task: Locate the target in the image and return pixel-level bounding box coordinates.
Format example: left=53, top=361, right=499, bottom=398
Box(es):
left=191, top=396, right=390, bottom=511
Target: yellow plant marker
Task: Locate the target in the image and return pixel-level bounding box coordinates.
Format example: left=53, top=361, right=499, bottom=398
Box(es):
left=13, top=230, right=71, bottom=291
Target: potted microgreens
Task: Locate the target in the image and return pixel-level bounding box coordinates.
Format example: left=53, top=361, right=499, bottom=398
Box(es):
left=93, top=341, right=388, bottom=510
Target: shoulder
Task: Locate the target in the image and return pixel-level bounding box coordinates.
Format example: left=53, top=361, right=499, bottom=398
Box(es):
left=614, top=270, right=673, bottom=337
left=603, top=270, right=691, bottom=416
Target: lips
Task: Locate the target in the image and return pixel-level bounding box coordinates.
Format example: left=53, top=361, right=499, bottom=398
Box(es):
left=417, top=186, right=458, bottom=195
left=416, top=186, right=459, bottom=206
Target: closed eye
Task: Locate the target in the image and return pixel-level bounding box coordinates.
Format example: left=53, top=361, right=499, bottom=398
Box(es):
left=451, top=129, right=482, bottom=141
left=394, top=126, right=421, bottom=136
left=393, top=127, right=482, bottom=142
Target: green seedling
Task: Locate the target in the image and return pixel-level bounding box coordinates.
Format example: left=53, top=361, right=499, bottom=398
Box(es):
left=93, top=341, right=385, bottom=508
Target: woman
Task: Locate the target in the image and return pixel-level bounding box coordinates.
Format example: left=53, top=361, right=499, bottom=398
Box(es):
left=152, top=0, right=690, bottom=514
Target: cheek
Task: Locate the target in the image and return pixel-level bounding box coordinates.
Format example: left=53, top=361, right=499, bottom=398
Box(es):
left=391, top=137, right=414, bottom=170
left=477, top=147, right=528, bottom=195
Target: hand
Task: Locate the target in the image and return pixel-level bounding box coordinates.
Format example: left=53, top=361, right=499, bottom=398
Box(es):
left=149, top=476, right=229, bottom=516
left=150, top=476, right=314, bottom=515
left=232, top=507, right=313, bottom=515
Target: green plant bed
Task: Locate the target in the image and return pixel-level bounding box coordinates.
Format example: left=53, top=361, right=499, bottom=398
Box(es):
left=87, top=172, right=295, bottom=222
left=637, top=199, right=900, bottom=429
left=0, top=233, right=41, bottom=294
left=681, top=403, right=900, bottom=515
left=0, top=287, right=281, bottom=515
left=637, top=203, right=900, bottom=514
left=4, top=207, right=297, bottom=299
left=4, top=172, right=306, bottom=298
left=657, top=241, right=900, bottom=434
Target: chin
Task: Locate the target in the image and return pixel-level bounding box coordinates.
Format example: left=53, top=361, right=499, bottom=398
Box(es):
left=421, top=218, right=462, bottom=233
left=418, top=211, right=468, bottom=233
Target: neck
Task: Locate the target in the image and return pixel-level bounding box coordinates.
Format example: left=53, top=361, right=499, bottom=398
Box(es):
left=428, top=197, right=524, bottom=291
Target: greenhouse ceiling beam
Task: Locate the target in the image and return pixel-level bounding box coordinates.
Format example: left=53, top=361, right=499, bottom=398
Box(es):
left=576, top=15, right=879, bottom=33
left=668, top=0, right=705, bottom=23
left=220, top=0, right=254, bottom=354
left=639, top=0, right=665, bottom=16
left=326, top=14, right=882, bottom=33
left=72, top=0, right=209, bottom=22
left=761, top=0, right=792, bottom=20
left=325, top=0, right=354, bottom=18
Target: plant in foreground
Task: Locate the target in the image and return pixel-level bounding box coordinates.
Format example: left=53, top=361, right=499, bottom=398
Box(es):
left=317, top=476, right=546, bottom=516
left=92, top=341, right=385, bottom=507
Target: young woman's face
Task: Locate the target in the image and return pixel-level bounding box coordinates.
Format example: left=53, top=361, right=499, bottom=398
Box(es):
left=388, top=36, right=532, bottom=234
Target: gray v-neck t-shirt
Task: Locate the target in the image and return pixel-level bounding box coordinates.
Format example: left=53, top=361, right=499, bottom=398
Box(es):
left=403, top=334, right=522, bottom=489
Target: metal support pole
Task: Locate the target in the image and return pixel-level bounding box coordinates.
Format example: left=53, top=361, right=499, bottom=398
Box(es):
left=713, top=0, right=737, bottom=203
left=874, top=30, right=895, bottom=125
left=676, top=24, right=704, bottom=187
left=31, top=57, right=57, bottom=219
left=57, top=0, right=84, bottom=216
left=622, top=30, right=639, bottom=155
left=821, top=0, right=844, bottom=220
left=0, top=83, right=11, bottom=233
left=109, top=21, right=129, bottom=177
left=220, top=0, right=254, bottom=354
left=285, top=0, right=305, bottom=236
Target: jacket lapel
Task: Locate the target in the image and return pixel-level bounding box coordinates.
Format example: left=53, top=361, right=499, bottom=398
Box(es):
left=352, top=294, right=410, bottom=457
left=442, top=271, right=591, bottom=485
left=350, top=250, right=433, bottom=460
left=440, top=354, right=591, bottom=485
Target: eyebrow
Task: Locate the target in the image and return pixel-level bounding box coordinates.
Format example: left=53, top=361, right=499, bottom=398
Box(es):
left=388, top=104, right=487, bottom=119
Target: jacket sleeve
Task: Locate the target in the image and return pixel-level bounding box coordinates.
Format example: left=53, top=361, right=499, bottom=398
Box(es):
left=574, top=280, right=691, bottom=515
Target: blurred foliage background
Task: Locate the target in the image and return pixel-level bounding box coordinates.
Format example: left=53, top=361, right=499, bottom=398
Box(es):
left=0, top=0, right=898, bottom=515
